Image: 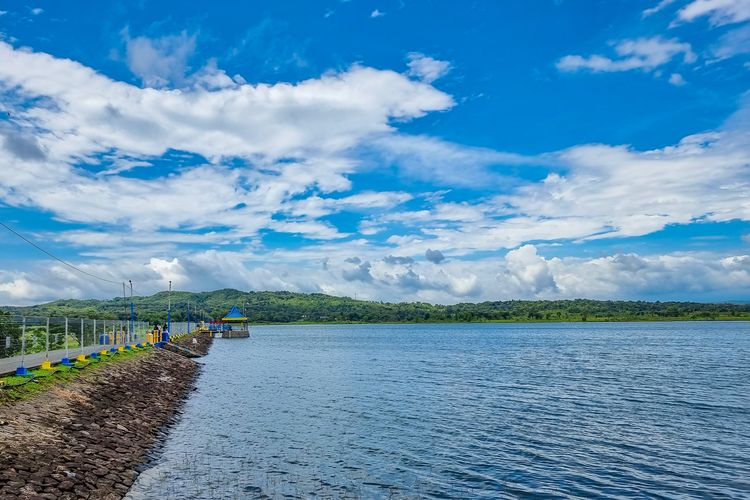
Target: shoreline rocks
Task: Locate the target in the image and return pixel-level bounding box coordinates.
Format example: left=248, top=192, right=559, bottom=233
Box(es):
left=170, top=331, right=213, bottom=356
left=0, top=349, right=200, bottom=499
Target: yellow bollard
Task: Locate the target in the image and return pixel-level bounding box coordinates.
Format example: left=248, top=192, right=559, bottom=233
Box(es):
left=41, top=360, right=52, bottom=370
left=100, top=350, right=108, bottom=357
left=76, top=354, right=86, bottom=362
left=117, top=346, right=124, bottom=352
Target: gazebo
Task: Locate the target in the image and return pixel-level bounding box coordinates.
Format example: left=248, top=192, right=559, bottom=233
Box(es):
left=211, top=305, right=250, bottom=338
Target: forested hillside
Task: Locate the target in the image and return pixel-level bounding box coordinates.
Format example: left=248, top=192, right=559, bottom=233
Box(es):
left=3, top=289, right=749, bottom=324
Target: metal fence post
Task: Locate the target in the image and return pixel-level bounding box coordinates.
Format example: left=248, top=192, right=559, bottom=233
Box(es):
left=80, top=318, right=84, bottom=354
left=45, top=317, right=50, bottom=360
left=64, top=317, right=69, bottom=359
left=20, top=317, right=26, bottom=368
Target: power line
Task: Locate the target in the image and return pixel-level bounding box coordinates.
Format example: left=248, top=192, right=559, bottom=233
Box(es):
left=0, top=220, right=125, bottom=286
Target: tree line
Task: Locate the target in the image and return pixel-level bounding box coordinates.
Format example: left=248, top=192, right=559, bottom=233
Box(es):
left=2, top=289, right=749, bottom=324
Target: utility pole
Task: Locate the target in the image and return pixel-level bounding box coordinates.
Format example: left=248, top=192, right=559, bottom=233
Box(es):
left=167, top=280, right=172, bottom=336
left=129, top=280, right=134, bottom=343
left=187, top=301, right=191, bottom=334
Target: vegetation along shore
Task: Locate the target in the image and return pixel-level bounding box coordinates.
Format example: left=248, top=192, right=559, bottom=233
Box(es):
left=3, top=289, right=749, bottom=324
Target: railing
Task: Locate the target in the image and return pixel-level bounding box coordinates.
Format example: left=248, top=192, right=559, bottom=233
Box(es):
left=0, top=315, right=150, bottom=361
left=168, top=322, right=192, bottom=335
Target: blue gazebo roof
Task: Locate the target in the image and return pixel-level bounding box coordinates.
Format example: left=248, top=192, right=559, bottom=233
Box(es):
left=222, top=305, right=247, bottom=322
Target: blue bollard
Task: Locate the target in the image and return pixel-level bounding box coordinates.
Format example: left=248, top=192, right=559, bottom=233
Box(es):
left=61, top=358, right=73, bottom=366
left=15, top=366, right=29, bottom=376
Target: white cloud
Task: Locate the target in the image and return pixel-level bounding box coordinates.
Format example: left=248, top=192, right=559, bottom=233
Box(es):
left=2, top=247, right=748, bottom=305
left=406, top=53, right=451, bottom=83
left=371, top=9, right=385, bottom=18
left=372, top=134, right=542, bottom=188
left=0, top=41, right=453, bottom=238
left=712, top=24, right=750, bottom=59
left=503, top=245, right=558, bottom=294
left=0, top=36, right=749, bottom=306
left=669, top=72, right=686, bottom=85
left=643, top=0, right=679, bottom=17
left=30, top=7, right=43, bottom=15
left=676, top=0, right=750, bottom=26
left=123, top=30, right=197, bottom=88
left=557, top=37, right=696, bottom=73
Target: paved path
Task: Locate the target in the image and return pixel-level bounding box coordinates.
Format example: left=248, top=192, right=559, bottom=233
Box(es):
left=0, top=342, right=137, bottom=375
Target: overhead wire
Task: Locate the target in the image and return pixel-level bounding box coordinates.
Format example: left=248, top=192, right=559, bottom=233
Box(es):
left=0, top=220, right=129, bottom=286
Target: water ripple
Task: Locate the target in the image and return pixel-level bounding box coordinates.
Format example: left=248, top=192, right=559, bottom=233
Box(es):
left=127, top=322, right=750, bottom=499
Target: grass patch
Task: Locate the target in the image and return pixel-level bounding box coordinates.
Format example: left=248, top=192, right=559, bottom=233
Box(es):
left=0, top=347, right=151, bottom=404
left=0, top=375, right=34, bottom=389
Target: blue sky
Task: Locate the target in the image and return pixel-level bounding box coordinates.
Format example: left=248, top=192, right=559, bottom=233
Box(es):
left=0, top=0, right=749, bottom=304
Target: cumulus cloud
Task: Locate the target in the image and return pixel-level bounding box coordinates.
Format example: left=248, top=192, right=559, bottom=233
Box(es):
left=370, top=9, right=385, bottom=18
left=406, top=53, right=451, bottom=83
left=383, top=255, right=414, bottom=265
left=2, top=246, right=748, bottom=306
left=675, top=0, right=750, bottom=26
left=0, top=41, right=453, bottom=239
left=0, top=35, right=749, bottom=306
left=557, top=37, right=696, bottom=73
left=342, top=260, right=373, bottom=282
left=503, top=245, right=558, bottom=295
left=123, top=30, right=197, bottom=88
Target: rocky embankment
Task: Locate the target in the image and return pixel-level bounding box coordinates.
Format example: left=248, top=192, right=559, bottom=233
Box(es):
left=0, top=349, right=199, bottom=499
left=170, top=331, right=213, bottom=356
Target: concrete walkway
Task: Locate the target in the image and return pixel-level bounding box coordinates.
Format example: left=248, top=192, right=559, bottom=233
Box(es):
left=0, top=343, right=133, bottom=375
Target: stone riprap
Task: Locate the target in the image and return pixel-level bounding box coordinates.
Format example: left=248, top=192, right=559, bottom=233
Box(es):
left=0, top=349, right=199, bottom=499
left=170, top=331, right=213, bottom=356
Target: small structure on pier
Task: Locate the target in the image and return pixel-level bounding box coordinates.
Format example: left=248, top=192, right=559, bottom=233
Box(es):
left=206, top=305, right=249, bottom=338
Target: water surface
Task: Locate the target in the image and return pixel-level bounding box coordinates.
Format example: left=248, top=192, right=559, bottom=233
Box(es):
left=128, top=322, right=750, bottom=498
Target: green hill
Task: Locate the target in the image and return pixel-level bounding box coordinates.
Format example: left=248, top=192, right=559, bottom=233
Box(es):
left=2, top=289, right=749, bottom=324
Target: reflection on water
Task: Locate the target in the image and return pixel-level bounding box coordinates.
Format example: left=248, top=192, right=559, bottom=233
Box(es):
left=127, top=322, right=750, bottom=499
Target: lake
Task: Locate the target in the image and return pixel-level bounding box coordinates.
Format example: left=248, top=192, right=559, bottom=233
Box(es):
left=127, top=322, right=750, bottom=499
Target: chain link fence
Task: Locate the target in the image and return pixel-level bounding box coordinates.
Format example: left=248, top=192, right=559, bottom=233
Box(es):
left=0, top=315, right=151, bottom=361
left=168, top=322, right=192, bottom=335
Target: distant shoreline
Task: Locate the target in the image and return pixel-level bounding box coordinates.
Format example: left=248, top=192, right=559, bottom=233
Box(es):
left=249, top=317, right=750, bottom=326
left=5, top=289, right=749, bottom=325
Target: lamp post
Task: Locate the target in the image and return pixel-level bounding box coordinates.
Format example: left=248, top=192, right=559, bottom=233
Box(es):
left=122, top=282, right=127, bottom=345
